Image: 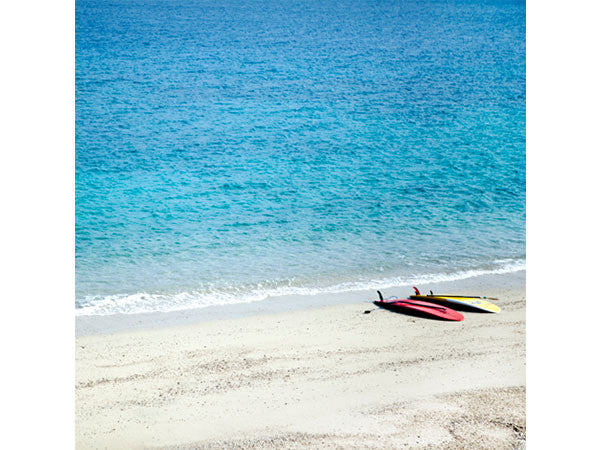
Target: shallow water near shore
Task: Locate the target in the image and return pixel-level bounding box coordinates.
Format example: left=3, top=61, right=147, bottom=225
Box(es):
left=76, top=0, right=525, bottom=315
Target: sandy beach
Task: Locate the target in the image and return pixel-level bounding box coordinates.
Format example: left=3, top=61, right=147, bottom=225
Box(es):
left=76, top=271, right=525, bottom=449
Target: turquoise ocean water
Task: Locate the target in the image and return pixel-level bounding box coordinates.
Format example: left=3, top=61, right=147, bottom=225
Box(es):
left=76, top=0, right=525, bottom=315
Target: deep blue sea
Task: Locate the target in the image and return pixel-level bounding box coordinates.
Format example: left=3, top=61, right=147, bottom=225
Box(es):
left=76, top=0, right=525, bottom=315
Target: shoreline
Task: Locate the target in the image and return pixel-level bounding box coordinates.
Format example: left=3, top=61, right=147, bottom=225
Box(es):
left=76, top=270, right=525, bottom=448
left=76, top=270, right=524, bottom=336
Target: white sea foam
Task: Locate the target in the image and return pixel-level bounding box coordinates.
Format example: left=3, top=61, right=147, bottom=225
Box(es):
left=75, top=259, right=525, bottom=316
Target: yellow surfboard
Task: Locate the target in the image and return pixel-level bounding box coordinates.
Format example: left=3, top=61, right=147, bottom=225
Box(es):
left=409, top=295, right=501, bottom=313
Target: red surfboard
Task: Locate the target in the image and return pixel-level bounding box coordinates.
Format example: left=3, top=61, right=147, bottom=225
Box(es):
left=373, top=291, right=464, bottom=321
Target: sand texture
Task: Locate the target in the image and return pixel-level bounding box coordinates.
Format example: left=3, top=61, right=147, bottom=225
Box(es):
left=76, top=272, right=525, bottom=449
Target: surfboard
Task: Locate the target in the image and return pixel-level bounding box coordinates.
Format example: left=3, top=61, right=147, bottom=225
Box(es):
left=409, top=295, right=501, bottom=313
left=373, top=292, right=464, bottom=321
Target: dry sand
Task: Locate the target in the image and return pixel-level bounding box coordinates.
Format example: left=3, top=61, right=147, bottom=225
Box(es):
left=76, top=271, right=525, bottom=449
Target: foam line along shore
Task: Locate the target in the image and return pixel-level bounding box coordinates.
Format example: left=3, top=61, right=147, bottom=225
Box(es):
left=76, top=270, right=524, bottom=336
left=76, top=259, right=524, bottom=317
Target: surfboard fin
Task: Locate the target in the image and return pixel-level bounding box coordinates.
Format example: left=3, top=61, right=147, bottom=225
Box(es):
left=377, top=290, right=384, bottom=301
left=413, top=286, right=420, bottom=295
